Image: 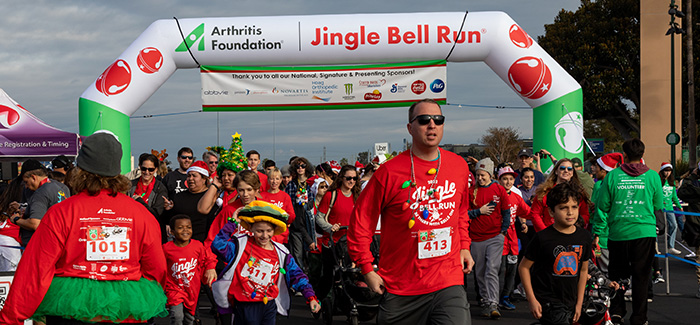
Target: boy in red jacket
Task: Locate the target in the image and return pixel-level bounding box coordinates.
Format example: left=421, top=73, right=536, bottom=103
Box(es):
left=163, top=215, right=217, bottom=325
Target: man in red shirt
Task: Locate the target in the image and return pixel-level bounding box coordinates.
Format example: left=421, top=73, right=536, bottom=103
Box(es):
left=349, top=99, right=475, bottom=324
left=246, top=150, right=269, bottom=192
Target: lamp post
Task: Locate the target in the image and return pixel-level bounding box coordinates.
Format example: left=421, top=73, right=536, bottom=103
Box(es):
left=666, top=0, right=684, bottom=175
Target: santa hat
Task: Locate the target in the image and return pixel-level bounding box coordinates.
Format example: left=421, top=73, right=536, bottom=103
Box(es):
left=187, top=160, right=209, bottom=177
left=327, top=160, right=341, bottom=174
left=660, top=162, right=673, bottom=171
left=597, top=152, right=624, bottom=171
left=354, top=161, right=364, bottom=169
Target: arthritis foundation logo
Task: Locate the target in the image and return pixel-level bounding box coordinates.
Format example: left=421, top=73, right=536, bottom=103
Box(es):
left=176, top=23, right=205, bottom=52
left=555, top=112, right=584, bottom=154
left=96, top=60, right=131, bottom=97
left=509, top=24, right=533, bottom=49
left=508, top=57, right=551, bottom=100
left=137, top=47, right=163, bottom=74
left=0, top=105, right=20, bottom=129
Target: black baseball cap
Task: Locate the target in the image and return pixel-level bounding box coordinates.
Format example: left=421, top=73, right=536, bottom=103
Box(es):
left=52, top=155, right=72, bottom=170
left=518, top=149, right=533, bottom=158
left=20, top=159, right=47, bottom=178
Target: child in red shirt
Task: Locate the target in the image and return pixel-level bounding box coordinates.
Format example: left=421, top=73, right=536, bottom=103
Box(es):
left=163, top=215, right=217, bottom=325
left=261, top=167, right=296, bottom=244
left=211, top=201, right=320, bottom=324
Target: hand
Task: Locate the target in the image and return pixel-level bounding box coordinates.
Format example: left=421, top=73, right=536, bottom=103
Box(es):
left=479, top=203, right=495, bottom=215
left=163, top=196, right=174, bottom=210
left=132, top=194, right=141, bottom=200
left=609, top=281, right=620, bottom=291
left=8, top=202, right=20, bottom=214
left=364, top=271, right=385, bottom=294
left=309, top=243, right=317, bottom=251
left=467, top=156, right=479, bottom=164
left=528, top=299, right=542, bottom=319
left=460, top=249, right=474, bottom=274
left=204, top=269, right=217, bottom=287
left=573, top=303, right=582, bottom=323
left=309, top=299, right=321, bottom=313
left=521, top=223, right=528, bottom=234
left=331, top=223, right=340, bottom=232
left=212, top=176, right=222, bottom=189
left=593, top=236, right=600, bottom=247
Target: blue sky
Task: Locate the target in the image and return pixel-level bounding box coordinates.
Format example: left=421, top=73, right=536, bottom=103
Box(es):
left=0, top=0, right=580, bottom=166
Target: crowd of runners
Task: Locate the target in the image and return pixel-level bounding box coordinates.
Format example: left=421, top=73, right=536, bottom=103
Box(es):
left=0, top=99, right=698, bottom=325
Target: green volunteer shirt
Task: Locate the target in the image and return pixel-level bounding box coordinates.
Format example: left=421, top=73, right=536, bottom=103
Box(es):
left=661, top=180, right=681, bottom=211
left=597, top=168, right=663, bottom=241
left=590, top=180, right=609, bottom=249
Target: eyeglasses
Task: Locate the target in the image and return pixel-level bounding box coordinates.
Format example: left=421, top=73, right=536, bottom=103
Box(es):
left=558, top=166, right=574, bottom=171
left=140, top=167, right=156, bottom=172
left=296, top=164, right=307, bottom=169
left=319, top=185, right=328, bottom=189
left=410, top=114, right=445, bottom=125
left=344, top=176, right=358, bottom=181
left=179, top=155, right=193, bottom=160
left=208, top=161, right=218, bottom=165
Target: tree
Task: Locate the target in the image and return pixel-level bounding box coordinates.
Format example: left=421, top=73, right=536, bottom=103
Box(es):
left=339, top=157, right=349, bottom=166
left=538, top=0, right=640, bottom=139
left=357, top=151, right=369, bottom=166
left=480, top=127, right=523, bottom=164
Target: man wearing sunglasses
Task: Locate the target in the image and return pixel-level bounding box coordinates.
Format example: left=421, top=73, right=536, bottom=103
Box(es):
left=349, top=99, right=475, bottom=325
left=162, top=147, right=194, bottom=200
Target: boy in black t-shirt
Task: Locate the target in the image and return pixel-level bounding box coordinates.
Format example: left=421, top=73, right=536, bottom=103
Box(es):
left=519, top=182, right=591, bottom=325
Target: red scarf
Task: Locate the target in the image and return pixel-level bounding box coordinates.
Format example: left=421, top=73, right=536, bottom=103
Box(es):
left=135, top=178, right=155, bottom=203
left=222, top=190, right=238, bottom=206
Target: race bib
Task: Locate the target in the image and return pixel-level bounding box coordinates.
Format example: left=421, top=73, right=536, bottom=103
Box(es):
left=418, top=227, right=452, bottom=259
left=86, top=225, right=130, bottom=261
left=241, top=258, right=276, bottom=287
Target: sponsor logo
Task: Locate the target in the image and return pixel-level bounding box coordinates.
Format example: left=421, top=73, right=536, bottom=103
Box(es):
left=390, top=83, right=407, bottom=93
left=274, top=88, right=308, bottom=97
left=411, top=80, right=426, bottom=95
left=0, top=105, right=20, bottom=128
left=95, top=59, right=131, bottom=97
left=344, top=83, right=353, bottom=95
left=311, top=81, right=337, bottom=95
left=176, top=23, right=205, bottom=52
left=430, top=79, right=445, bottom=93
left=72, top=264, right=87, bottom=271
left=358, top=79, right=386, bottom=88
left=203, top=90, right=230, bottom=96
left=312, top=96, right=331, bottom=102
left=137, top=47, right=163, bottom=74
left=97, top=208, right=116, bottom=215
left=100, top=265, right=108, bottom=272
left=507, top=56, right=552, bottom=100
left=509, top=24, right=533, bottom=49
left=364, top=89, right=382, bottom=100
left=555, top=112, right=584, bottom=154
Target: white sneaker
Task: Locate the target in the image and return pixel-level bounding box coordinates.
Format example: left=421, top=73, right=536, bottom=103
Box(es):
left=668, top=248, right=682, bottom=255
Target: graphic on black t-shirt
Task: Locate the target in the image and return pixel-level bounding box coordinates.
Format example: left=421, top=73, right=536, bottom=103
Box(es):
left=552, top=244, right=583, bottom=277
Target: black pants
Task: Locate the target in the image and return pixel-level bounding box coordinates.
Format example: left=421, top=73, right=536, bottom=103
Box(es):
left=608, top=237, right=655, bottom=325
left=378, top=285, right=471, bottom=325
left=539, top=302, right=573, bottom=325
left=45, top=316, right=114, bottom=324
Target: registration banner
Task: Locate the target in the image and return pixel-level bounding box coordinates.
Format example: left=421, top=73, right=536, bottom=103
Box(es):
left=200, top=60, right=446, bottom=111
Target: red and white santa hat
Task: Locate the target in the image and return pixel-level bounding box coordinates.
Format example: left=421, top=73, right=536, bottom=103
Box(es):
left=327, top=160, right=341, bottom=174
left=660, top=162, right=673, bottom=171
left=597, top=152, right=624, bottom=171
left=186, top=160, right=209, bottom=177
left=497, top=166, right=517, bottom=179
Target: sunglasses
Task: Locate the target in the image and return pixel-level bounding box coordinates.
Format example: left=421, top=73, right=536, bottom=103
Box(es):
left=344, top=176, right=359, bottom=181
left=410, top=114, right=445, bottom=125
left=208, top=161, right=218, bottom=165
left=296, top=164, right=307, bottom=169
left=179, top=155, right=194, bottom=160
left=319, top=185, right=328, bottom=189
left=140, top=167, right=156, bottom=172
left=558, top=166, right=574, bottom=171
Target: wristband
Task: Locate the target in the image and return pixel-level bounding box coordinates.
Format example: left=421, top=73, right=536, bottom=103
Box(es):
left=13, top=216, right=20, bottom=224
left=211, top=184, right=220, bottom=191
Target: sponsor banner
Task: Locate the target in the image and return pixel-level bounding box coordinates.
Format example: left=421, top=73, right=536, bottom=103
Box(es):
left=200, top=61, right=446, bottom=111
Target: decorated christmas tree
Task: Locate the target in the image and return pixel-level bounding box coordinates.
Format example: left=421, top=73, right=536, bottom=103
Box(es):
left=207, top=132, right=247, bottom=174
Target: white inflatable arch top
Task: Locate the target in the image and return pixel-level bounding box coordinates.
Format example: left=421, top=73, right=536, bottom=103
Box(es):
left=79, top=12, right=583, bottom=173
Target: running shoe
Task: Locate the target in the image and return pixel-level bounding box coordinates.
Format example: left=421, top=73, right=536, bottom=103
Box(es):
left=653, top=272, right=665, bottom=284
left=489, top=303, right=501, bottom=319
left=480, top=304, right=490, bottom=317
left=668, top=248, right=682, bottom=255
left=611, top=314, right=624, bottom=325
left=499, top=297, right=516, bottom=310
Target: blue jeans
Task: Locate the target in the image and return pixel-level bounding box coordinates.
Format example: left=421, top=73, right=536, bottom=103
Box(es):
left=666, top=211, right=678, bottom=249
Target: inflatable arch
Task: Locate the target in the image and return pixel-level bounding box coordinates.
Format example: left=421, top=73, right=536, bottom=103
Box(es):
left=79, top=12, right=583, bottom=173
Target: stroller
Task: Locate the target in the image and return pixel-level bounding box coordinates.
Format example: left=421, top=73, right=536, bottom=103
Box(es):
left=320, top=227, right=381, bottom=325
left=574, top=276, right=630, bottom=325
